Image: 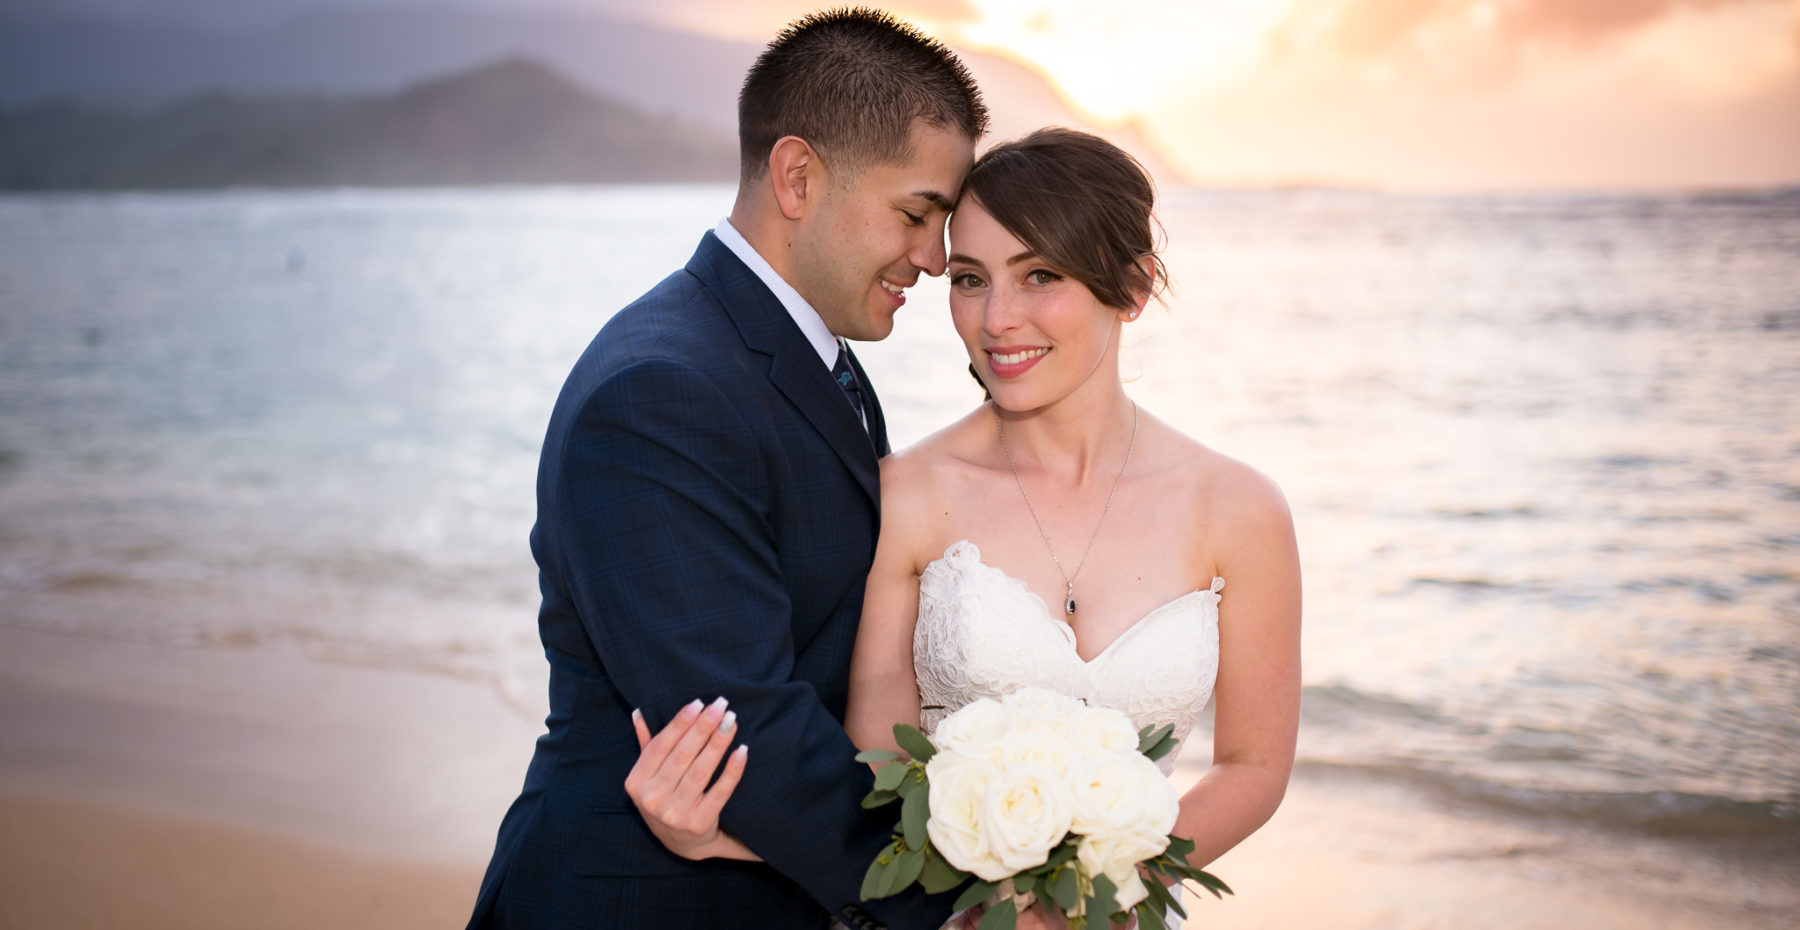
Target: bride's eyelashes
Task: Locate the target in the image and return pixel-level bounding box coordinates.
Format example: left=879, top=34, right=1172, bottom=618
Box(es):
left=951, top=270, right=987, bottom=290
left=950, top=268, right=1062, bottom=291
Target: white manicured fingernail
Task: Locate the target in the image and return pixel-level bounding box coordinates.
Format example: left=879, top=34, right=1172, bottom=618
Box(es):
left=720, top=711, right=737, bottom=732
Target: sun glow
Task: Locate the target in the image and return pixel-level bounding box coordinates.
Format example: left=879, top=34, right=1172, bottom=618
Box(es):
left=943, top=0, right=1298, bottom=122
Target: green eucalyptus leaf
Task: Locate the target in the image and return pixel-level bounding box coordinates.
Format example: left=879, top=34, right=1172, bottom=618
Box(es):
left=873, top=849, right=906, bottom=900
left=860, top=789, right=899, bottom=809
left=859, top=855, right=886, bottom=901
left=954, top=879, right=999, bottom=912
left=1137, top=901, right=1167, bottom=930
left=856, top=749, right=901, bottom=764
left=919, top=848, right=966, bottom=894
left=1052, top=866, right=1079, bottom=911
left=1088, top=874, right=1118, bottom=924
left=1152, top=878, right=1188, bottom=919
left=894, top=724, right=937, bottom=763
left=873, top=761, right=908, bottom=792
left=1137, top=723, right=1175, bottom=758
left=1045, top=841, right=1079, bottom=869
left=977, top=898, right=1017, bottom=930
left=892, top=845, right=926, bottom=892
left=1143, top=732, right=1180, bottom=762
left=901, top=777, right=930, bottom=849
left=1163, top=836, right=1195, bottom=860
left=1192, top=870, right=1233, bottom=898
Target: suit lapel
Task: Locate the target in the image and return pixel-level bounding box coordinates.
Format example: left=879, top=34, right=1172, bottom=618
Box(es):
left=685, top=233, right=880, bottom=508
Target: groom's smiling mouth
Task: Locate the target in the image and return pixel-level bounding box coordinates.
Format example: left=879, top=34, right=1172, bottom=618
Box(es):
left=877, top=277, right=912, bottom=308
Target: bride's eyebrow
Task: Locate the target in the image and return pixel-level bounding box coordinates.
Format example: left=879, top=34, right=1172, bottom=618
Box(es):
left=945, top=249, right=1039, bottom=269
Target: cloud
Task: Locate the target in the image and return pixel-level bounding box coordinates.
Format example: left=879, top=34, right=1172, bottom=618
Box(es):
left=1150, top=0, right=1800, bottom=190
left=1267, top=0, right=1786, bottom=64
left=626, top=0, right=982, bottom=40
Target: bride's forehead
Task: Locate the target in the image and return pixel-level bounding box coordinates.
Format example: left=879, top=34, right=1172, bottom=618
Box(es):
left=949, top=202, right=1022, bottom=253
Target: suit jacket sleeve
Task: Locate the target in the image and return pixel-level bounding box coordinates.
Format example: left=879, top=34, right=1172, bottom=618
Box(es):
left=549, top=356, right=951, bottom=930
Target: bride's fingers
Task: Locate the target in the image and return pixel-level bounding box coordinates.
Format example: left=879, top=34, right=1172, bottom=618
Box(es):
left=694, top=742, right=748, bottom=823
left=655, top=696, right=730, bottom=787
left=631, top=708, right=652, bottom=750
left=626, top=698, right=704, bottom=795
left=674, top=709, right=739, bottom=801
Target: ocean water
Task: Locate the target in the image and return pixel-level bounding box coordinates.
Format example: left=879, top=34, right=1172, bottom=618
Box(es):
left=2, top=185, right=1796, bottom=840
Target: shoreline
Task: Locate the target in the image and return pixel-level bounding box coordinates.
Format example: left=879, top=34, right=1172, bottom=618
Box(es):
left=1, top=624, right=1795, bottom=929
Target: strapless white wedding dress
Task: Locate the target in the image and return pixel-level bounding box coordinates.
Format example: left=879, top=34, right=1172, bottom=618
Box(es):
left=912, top=540, right=1223, bottom=928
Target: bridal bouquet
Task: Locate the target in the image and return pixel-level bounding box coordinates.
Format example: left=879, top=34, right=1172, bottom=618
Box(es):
left=857, top=688, right=1229, bottom=930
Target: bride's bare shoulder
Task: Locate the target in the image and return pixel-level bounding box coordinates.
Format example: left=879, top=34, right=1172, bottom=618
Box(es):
left=1144, top=411, right=1293, bottom=535
left=878, top=405, right=996, bottom=499
left=877, top=407, right=995, bottom=547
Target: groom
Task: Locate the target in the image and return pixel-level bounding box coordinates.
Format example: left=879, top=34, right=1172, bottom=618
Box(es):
left=465, top=10, right=986, bottom=930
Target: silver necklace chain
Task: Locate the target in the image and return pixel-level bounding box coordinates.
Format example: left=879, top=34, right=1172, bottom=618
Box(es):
left=995, top=401, right=1138, bottom=615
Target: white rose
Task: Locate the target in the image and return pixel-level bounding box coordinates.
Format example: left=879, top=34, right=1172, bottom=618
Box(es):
left=977, top=764, right=1075, bottom=880
left=931, top=698, right=1014, bottom=764
left=997, top=726, right=1080, bottom=780
left=1077, top=828, right=1170, bottom=911
left=1001, top=687, right=1082, bottom=736
left=1135, top=752, right=1180, bottom=837
left=925, top=750, right=1000, bottom=877
left=1068, top=705, right=1142, bottom=755
left=1067, top=751, right=1162, bottom=835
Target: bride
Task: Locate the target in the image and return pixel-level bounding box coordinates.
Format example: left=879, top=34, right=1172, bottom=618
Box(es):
left=627, top=128, right=1301, bottom=928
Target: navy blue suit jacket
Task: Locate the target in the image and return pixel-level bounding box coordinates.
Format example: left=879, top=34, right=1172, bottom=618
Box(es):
left=467, top=233, right=952, bottom=930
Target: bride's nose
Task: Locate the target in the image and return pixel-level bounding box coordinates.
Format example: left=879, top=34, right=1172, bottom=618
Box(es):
left=981, top=286, right=1022, bottom=337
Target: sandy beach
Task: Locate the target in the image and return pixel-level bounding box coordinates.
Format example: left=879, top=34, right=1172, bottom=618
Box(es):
left=1, top=623, right=1794, bottom=930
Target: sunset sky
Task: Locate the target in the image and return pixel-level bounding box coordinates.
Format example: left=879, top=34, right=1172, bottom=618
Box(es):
left=645, top=0, right=1800, bottom=190
left=28, top=0, right=1800, bottom=189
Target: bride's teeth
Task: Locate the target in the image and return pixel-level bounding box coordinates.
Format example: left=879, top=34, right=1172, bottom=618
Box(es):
left=991, top=348, right=1048, bottom=366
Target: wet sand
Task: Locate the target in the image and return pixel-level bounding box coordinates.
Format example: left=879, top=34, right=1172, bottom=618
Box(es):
left=1, top=624, right=1794, bottom=930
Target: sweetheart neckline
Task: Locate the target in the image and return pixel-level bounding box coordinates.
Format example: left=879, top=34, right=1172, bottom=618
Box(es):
left=924, top=540, right=1221, bottom=666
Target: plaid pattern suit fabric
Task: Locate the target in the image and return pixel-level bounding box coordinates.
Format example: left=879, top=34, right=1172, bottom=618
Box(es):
left=466, top=233, right=950, bottom=930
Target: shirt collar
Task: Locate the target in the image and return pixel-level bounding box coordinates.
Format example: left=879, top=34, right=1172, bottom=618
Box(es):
left=713, top=217, right=839, bottom=370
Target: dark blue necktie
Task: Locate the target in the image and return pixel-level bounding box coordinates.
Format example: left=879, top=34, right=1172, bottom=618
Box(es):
left=832, top=344, right=871, bottom=432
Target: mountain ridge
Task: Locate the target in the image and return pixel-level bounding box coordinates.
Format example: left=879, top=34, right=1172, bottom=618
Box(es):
left=0, top=57, right=739, bottom=189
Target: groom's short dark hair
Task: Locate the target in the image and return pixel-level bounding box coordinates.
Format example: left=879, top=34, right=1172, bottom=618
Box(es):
left=738, top=7, right=988, bottom=182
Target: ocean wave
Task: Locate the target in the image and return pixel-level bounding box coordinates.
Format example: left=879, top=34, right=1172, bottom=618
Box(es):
left=1293, top=760, right=1800, bottom=840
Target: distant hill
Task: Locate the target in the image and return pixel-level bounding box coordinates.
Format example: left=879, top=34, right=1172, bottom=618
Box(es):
left=0, top=4, right=1191, bottom=184
left=0, top=58, right=739, bottom=189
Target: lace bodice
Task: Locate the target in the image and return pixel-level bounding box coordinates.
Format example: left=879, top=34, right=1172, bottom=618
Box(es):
left=913, top=540, right=1222, bottom=775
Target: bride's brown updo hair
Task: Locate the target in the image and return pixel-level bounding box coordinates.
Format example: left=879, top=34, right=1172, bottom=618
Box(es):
left=959, top=127, right=1167, bottom=310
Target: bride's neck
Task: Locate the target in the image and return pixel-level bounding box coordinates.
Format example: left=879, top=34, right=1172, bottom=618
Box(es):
left=992, top=389, right=1137, bottom=485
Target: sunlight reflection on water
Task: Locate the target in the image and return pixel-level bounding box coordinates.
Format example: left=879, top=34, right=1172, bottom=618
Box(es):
left=1, top=185, right=1796, bottom=825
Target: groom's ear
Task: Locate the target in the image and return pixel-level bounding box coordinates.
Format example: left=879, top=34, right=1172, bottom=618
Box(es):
left=768, top=135, right=819, bottom=221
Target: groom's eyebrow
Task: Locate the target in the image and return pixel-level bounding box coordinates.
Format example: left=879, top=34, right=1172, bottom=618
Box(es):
left=915, top=190, right=955, bottom=211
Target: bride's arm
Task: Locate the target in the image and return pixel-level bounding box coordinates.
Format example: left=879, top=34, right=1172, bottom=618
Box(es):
left=845, top=455, right=935, bottom=756
left=1171, top=465, right=1302, bottom=868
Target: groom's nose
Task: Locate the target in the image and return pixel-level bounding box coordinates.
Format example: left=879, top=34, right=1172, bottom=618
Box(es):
left=909, top=221, right=949, bottom=276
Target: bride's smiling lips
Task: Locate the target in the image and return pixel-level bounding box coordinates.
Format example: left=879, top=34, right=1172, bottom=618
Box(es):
left=985, top=345, right=1049, bottom=378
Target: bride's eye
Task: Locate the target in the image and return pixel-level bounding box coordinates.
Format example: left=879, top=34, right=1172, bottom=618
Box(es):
left=951, top=272, right=985, bottom=289
left=1025, top=268, right=1063, bottom=286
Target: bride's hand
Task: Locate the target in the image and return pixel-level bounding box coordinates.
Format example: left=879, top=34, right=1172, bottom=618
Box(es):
left=624, top=697, right=758, bottom=861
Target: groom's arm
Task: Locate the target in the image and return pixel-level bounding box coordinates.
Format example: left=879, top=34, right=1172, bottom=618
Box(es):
left=551, top=356, right=953, bottom=930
